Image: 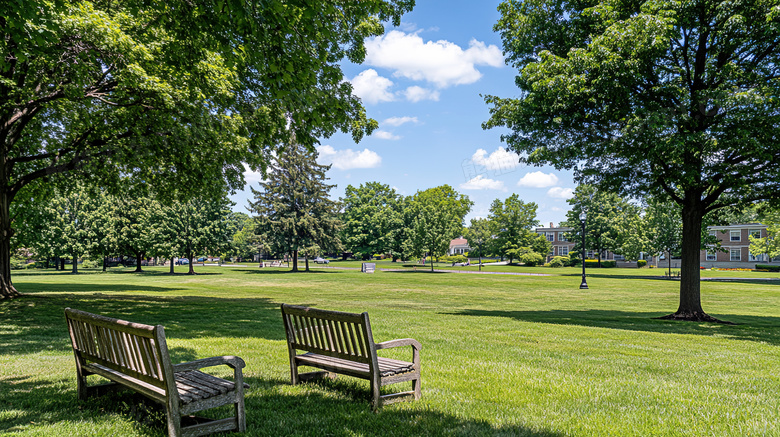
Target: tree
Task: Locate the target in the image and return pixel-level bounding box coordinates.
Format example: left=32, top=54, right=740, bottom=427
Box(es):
left=173, top=196, right=233, bottom=275
left=249, top=143, right=342, bottom=272
left=645, top=197, right=684, bottom=276
left=404, top=185, right=473, bottom=272
left=341, top=182, right=404, bottom=260
left=486, top=1, right=780, bottom=321
left=0, top=1, right=414, bottom=298
left=227, top=212, right=257, bottom=263
left=563, top=185, right=639, bottom=266
left=749, top=209, right=780, bottom=262
left=463, top=217, right=493, bottom=271
left=487, top=194, right=542, bottom=263
left=109, top=197, right=158, bottom=272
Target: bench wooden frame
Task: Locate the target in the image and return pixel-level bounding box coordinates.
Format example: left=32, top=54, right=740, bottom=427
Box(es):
left=281, top=304, right=421, bottom=410
left=65, top=308, right=247, bottom=437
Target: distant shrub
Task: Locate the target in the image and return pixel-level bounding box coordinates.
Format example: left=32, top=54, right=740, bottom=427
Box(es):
left=549, top=256, right=570, bottom=268
left=637, top=260, right=648, bottom=268
left=441, top=255, right=468, bottom=264
left=82, top=259, right=99, bottom=269
left=755, top=264, right=780, bottom=272
left=520, top=252, right=544, bottom=267
left=585, top=260, right=616, bottom=268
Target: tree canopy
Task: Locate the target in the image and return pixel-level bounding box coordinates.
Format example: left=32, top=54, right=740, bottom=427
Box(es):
left=0, top=0, right=414, bottom=297
left=341, top=182, right=404, bottom=260
left=486, top=0, right=780, bottom=321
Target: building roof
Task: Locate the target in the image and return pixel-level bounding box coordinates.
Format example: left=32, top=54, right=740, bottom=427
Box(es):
left=707, top=223, right=766, bottom=230
left=449, top=237, right=468, bottom=247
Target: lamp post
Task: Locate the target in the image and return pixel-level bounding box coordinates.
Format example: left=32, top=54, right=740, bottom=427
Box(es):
left=579, top=211, right=589, bottom=289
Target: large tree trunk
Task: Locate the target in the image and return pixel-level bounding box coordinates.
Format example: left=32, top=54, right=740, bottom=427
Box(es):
left=170, top=257, right=175, bottom=274
left=72, top=254, right=78, bottom=274
left=134, top=251, right=143, bottom=272
left=304, top=255, right=309, bottom=272
left=292, top=250, right=298, bottom=272
left=102, top=257, right=107, bottom=272
left=0, top=194, right=19, bottom=298
left=661, top=200, right=723, bottom=322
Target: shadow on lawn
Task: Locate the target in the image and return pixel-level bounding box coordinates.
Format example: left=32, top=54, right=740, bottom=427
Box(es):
left=1, top=374, right=561, bottom=436
left=445, top=308, right=780, bottom=346
left=562, top=272, right=780, bottom=286
left=0, top=294, right=286, bottom=355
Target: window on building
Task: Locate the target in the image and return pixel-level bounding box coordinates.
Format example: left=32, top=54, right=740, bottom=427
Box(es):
left=709, top=230, right=716, bottom=236
left=730, top=248, right=741, bottom=261
left=706, top=250, right=716, bottom=261
left=613, top=254, right=625, bottom=261
left=749, top=251, right=766, bottom=262
left=558, top=232, right=568, bottom=242
left=749, top=229, right=762, bottom=240
left=546, top=232, right=555, bottom=242
left=559, top=246, right=569, bottom=256
left=586, top=250, right=594, bottom=259
left=730, top=230, right=741, bottom=241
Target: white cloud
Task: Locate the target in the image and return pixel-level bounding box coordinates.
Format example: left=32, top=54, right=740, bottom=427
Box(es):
left=242, top=163, right=267, bottom=183
left=383, top=116, right=419, bottom=127
left=350, top=69, right=395, bottom=104
left=317, top=145, right=382, bottom=170
left=547, top=187, right=575, bottom=199
left=372, top=130, right=401, bottom=140
left=517, top=171, right=559, bottom=188
left=364, top=31, right=503, bottom=88
left=460, top=175, right=506, bottom=191
left=471, top=147, right=521, bottom=172
left=403, top=86, right=440, bottom=102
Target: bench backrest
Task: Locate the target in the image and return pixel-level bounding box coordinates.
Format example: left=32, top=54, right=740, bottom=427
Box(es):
left=361, top=263, right=376, bottom=273
left=281, top=304, right=376, bottom=365
left=65, top=308, right=176, bottom=393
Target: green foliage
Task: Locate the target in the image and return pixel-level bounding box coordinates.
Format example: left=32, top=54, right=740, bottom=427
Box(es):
left=487, top=194, right=540, bottom=261
left=0, top=0, right=415, bottom=296
left=637, top=260, right=648, bottom=268
left=563, top=185, right=641, bottom=263
left=520, top=251, right=544, bottom=267
left=755, top=264, right=780, bottom=272
left=463, top=217, right=493, bottom=260
left=586, top=260, right=617, bottom=268
left=403, top=185, right=472, bottom=271
left=341, top=182, right=404, bottom=260
left=249, top=143, right=342, bottom=271
left=749, top=210, right=780, bottom=261
left=549, top=256, right=570, bottom=268
left=440, top=255, right=468, bottom=264
left=487, top=0, right=780, bottom=315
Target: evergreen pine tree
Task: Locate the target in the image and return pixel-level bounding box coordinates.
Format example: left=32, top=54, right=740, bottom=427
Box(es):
left=249, top=144, right=341, bottom=272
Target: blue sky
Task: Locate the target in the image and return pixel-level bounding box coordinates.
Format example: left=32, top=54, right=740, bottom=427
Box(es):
left=230, top=0, right=577, bottom=227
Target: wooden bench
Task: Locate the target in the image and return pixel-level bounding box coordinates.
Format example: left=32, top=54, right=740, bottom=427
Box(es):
left=65, top=308, right=247, bottom=437
left=280, top=304, right=421, bottom=410
left=361, top=262, right=376, bottom=273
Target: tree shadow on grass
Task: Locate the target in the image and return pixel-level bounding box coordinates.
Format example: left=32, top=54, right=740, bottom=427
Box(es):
left=0, top=294, right=285, bottom=355
left=560, top=272, right=780, bottom=286
left=443, top=308, right=780, bottom=346
left=234, top=269, right=338, bottom=275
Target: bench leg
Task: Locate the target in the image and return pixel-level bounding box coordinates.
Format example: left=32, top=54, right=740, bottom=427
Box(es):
left=166, top=400, right=182, bottom=437
left=76, top=371, right=88, bottom=401
left=412, top=377, right=421, bottom=400
left=370, top=376, right=381, bottom=412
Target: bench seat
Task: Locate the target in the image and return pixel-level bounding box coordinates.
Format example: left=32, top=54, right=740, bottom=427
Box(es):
left=296, top=352, right=415, bottom=378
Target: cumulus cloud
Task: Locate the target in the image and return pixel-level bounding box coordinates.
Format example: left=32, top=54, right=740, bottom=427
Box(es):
left=471, top=147, right=522, bottom=172
left=547, top=187, right=575, bottom=199
left=242, top=164, right=267, bottom=184
left=317, top=145, right=382, bottom=170
left=402, top=86, right=440, bottom=102
left=517, top=171, right=559, bottom=188
left=350, top=69, right=395, bottom=104
left=383, top=116, right=419, bottom=127
left=460, top=175, right=506, bottom=191
left=364, top=31, right=503, bottom=88
left=372, top=130, right=401, bottom=140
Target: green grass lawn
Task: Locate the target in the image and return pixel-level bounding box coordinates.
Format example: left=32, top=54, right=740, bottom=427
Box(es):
left=2, top=266, right=780, bottom=436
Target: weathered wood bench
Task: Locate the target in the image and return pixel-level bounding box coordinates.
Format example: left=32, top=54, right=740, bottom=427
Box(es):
left=361, top=262, right=376, bottom=273
left=65, top=308, right=247, bottom=437
left=281, top=304, right=421, bottom=410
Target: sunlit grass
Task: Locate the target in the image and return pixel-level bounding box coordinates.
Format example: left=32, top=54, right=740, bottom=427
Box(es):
left=2, top=266, right=779, bottom=436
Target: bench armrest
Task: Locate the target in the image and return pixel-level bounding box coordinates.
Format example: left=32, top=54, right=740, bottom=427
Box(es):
left=375, top=338, right=422, bottom=351
left=173, top=355, right=246, bottom=372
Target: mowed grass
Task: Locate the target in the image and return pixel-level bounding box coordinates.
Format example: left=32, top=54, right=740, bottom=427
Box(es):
left=2, top=266, right=780, bottom=436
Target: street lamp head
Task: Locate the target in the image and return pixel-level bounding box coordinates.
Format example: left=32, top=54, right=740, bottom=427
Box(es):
left=579, top=211, right=586, bottom=222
